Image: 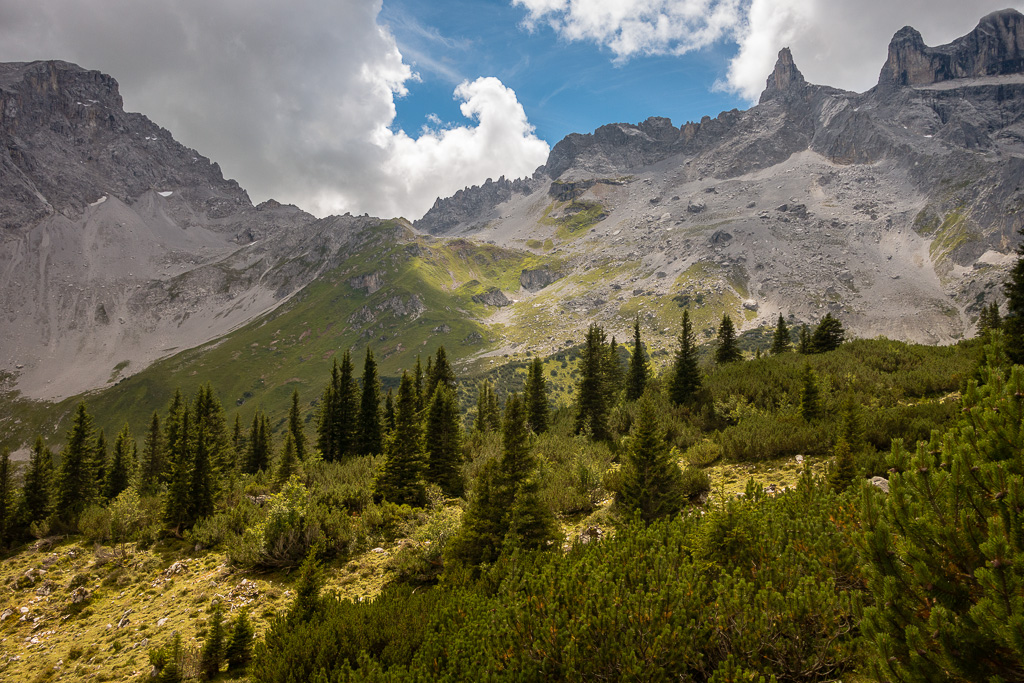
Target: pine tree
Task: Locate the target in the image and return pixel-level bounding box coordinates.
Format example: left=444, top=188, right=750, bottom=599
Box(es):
left=770, top=313, right=791, bottom=355
left=424, top=384, right=464, bottom=497
left=224, top=609, right=254, bottom=672
left=626, top=317, right=649, bottom=401
left=244, top=411, right=272, bottom=474
left=21, top=436, right=53, bottom=527
left=810, top=313, right=845, bottom=353
left=275, top=433, right=298, bottom=488
left=714, top=314, right=742, bottom=364
left=827, top=436, right=856, bottom=493
left=104, top=423, right=137, bottom=501
left=798, top=324, right=812, bottom=354
left=426, top=346, right=456, bottom=397
left=799, top=363, right=821, bottom=421
left=575, top=324, right=611, bottom=440
left=375, top=373, right=426, bottom=506
left=357, top=348, right=384, bottom=456
left=289, top=549, right=325, bottom=623
left=139, top=412, right=164, bottom=494
left=0, top=449, right=12, bottom=545
left=55, top=402, right=97, bottom=522
left=199, top=601, right=226, bottom=680
left=524, top=357, right=549, bottom=434
left=670, top=310, right=703, bottom=405
left=164, top=401, right=193, bottom=532
left=860, top=363, right=1024, bottom=681
left=288, top=389, right=307, bottom=462
left=616, top=396, right=687, bottom=523
left=505, top=473, right=559, bottom=552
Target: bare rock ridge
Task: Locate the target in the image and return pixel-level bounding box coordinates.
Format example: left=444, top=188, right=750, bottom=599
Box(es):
left=878, top=9, right=1024, bottom=89
left=759, top=47, right=808, bottom=104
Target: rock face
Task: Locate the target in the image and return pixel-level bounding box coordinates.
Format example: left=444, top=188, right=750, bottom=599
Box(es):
left=414, top=175, right=534, bottom=235
left=759, top=47, right=808, bottom=103
left=520, top=267, right=564, bottom=292
left=472, top=287, right=511, bottom=307
left=878, top=10, right=1024, bottom=89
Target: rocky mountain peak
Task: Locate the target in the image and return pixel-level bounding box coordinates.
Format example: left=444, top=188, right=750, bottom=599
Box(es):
left=877, top=8, right=1024, bottom=89
left=758, top=47, right=808, bottom=104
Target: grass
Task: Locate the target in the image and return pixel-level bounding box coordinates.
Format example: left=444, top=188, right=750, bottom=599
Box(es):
left=539, top=200, right=608, bottom=241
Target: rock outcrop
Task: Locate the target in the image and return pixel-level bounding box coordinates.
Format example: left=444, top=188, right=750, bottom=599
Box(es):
left=414, top=175, right=534, bottom=235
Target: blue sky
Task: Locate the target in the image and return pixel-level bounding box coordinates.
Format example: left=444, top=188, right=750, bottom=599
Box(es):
left=382, top=0, right=746, bottom=147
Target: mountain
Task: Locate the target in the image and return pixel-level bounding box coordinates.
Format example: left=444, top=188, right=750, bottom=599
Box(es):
left=2, top=10, right=1024, bottom=449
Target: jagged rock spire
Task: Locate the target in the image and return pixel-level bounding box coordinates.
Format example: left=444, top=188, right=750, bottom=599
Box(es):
left=759, top=48, right=807, bottom=104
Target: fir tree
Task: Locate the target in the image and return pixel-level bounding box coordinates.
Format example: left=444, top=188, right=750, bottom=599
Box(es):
left=21, top=436, right=53, bottom=527
left=199, top=601, right=226, bottom=680
left=626, top=317, right=649, bottom=401
left=375, top=373, right=426, bottom=506
left=139, top=412, right=164, bottom=494
left=799, top=363, right=821, bottom=421
left=288, top=389, right=308, bottom=462
left=978, top=300, right=1003, bottom=337
left=475, top=381, right=496, bottom=433
left=770, top=313, right=791, bottom=355
left=0, top=449, right=12, bottom=545
left=357, top=348, right=384, bottom=456
left=384, top=389, right=397, bottom=435
left=244, top=411, right=272, bottom=474
left=162, top=390, right=184, bottom=478
left=92, top=430, right=108, bottom=500
left=413, top=355, right=425, bottom=414
left=190, top=384, right=226, bottom=519
left=798, top=324, right=812, bottom=354
left=163, top=401, right=193, bottom=532
left=505, top=473, right=559, bottom=552
left=714, top=314, right=742, bottom=364
left=317, top=353, right=359, bottom=462
left=575, top=324, right=611, bottom=440
left=275, top=433, right=298, bottom=488
left=104, top=422, right=137, bottom=501
left=424, top=383, right=464, bottom=497
left=810, top=313, right=845, bottom=353
left=501, top=393, right=533, bottom=483
left=232, top=413, right=243, bottom=469
left=616, top=396, right=687, bottom=524
left=55, top=402, right=97, bottom=522
left=224, top=609, right=254, bottom=672
left=289, top=549, right=324, bottom=623
left=426, top=346, right=456, bottom=397
left=827, top=436, right=856, bottom=493
left=669, top=309, right=703, bottom=405
left=524, top=357, right=549, bottom=434
left=605, top=336, right=625, bottom=397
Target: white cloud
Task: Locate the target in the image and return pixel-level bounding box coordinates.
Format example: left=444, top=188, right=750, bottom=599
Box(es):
left=0, top=0, right=549, bottom=220
left=514, top=0, right=1024, bottom=101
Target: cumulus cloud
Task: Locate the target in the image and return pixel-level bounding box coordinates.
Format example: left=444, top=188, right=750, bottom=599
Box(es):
left=0, top=0, right=549, bottom=219
left=514, top=0, right=1024, bottom=101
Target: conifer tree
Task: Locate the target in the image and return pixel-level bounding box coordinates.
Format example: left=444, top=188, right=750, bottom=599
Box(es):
left=810, top=313, right=845, bottom=353
left=770, top=313, right=791, bottom=355
left=978, top=300, right=1003, bottom=337
left=375, top=373, right=426, bottom=506
left=524, top=357, right=549, bottom=434
left=0, top=449, right=12, bottom=545
left=575, top=323, right=611, bottom=440
left=191, top=384, right=226, bottom=519
left=92, top=429, right=108, bottom=500
left=232, top=413, right=243, bottom=467
left=626, top=317, right=649, bottom=401
left=139, top=412, right=164, bottom=494
left=55, top=402, right=97, bottom=522
left=357, top=348, right=384, bottom=456
left=288, top=389, right=307, bottom=462
left=427, top=346, right=456, bottom=397
left=275, top=433, right=298, bottom=488
left=475, top=381, right=500, bottom=433
left=164, top=401, right=193, bottom=532
left=424, top=384, right=464, bottom=497
left=670, top=310, right=703, bottom=405
left=162, top=389, right=184, bottom=475
left=616, top=396, right=686, bottom=523
left=384, top=389, right=397, bottom=435
left=289, top=550, right=325, bottom=623
left=317, top=353, right=359, bottom=462
left=104, top=423, right=137, bottom=501
left=244, top=411, right=272, bottom=474
left=413, top=355, right=425, bottom=414
left=505, top=473, right=559, bottom=552
left=605, top=336, right=625, bottom=397
left=316, top=358, right=340, bottom=461
left=715, top=314, right=742, bottom=364
left=225, top=609, right=254, bottom=672
left=827, top=436, right=856, bottom=493
left=199, top=601, right=226, bottom=680
left=21, top=436, right=53, bottom=526
left=798, top=324, right=812, bottom=354
left=799, top=363, right=821, bottom=421
left=1004, top=229, right=1024, bottom=364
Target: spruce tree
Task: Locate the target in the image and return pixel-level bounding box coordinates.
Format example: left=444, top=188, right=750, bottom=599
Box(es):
left=0, top=449, right=12, bottom=545
left=413, top=355, right=425, bottom=414
left=232, top=413, right=243, bottom=469
left=163, top=401, right=193, bottom=532
left=92, top=430, right=108, bottom=500
left=770, top=313, right=791, bottom=355
left=199, top=601, right=226, bottom=680
left=605, top=336, right=625, bottom=397
left=316, top=359, right=339, bottom=461
left=162, top=390, right=184, bottom=478
left=670, top=309, right=703, bottom=405
left=384, top=389, right=396, bottom=435
left=501, top=393, right=533, bottom=483
left=225, top=609, right=254, bottom=672
left=505, top=473, right=559, bottom=552
left=139, top=412, right=164, bottom=494
left=190, top=384, right=226, bottom=520
left=524, top=357, right=549, bottom=434
left=426, top=346, right=456, bottom=397
left=375, top=373, right=426, bottom=506
left=357, top=348, right=384, bottom=456
left=104, top=423, right=137, bottom=501
left=275, top=433, right=298, bottom=488
left=424, top=384, right=464, bottom=497
left=799, top=363, right=821, bottom=421
left=616, top=396, right=686, bottom=524
left=1004, top=229, right=1024, bottom=364
left=827, top=436, right=856, bottom=493
left=317, top=353, right=359, bottom=462
left=798, top=324, right=812, bottom=354
left=21, top=436, right=53, bottom=527
left=810, top=313, right=845, bottom=353
left=475, top=381, right=500, bottom=433
left=55, top=402, right=97, bottom=522
left=288, top=389, right=307, bottom=462
left=575, top=324, right=611, bottom=440
left=244, top=411, right=272, bottom=474
left=626, top=317, right=649, bottom=401
left=714, top=314, right=742, bottom=364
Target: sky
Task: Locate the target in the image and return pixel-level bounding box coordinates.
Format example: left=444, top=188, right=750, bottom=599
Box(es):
left=0, top=0, right=1020, bottom=220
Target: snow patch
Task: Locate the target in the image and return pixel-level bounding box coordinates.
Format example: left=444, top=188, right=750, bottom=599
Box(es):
left=89, top=196, right=107, bottom=207
left=157, top=191, right=173, bottom=197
